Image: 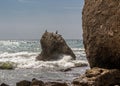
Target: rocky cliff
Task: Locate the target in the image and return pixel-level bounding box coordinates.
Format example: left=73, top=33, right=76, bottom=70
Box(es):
left=82, top=0, right=120, bottom=69
left=72, top=0, right=120, bottom=85
left=36, top=31, right=76, bottom=61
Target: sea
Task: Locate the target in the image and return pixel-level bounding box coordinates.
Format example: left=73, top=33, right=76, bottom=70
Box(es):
left=0, top=39, right=89, bottom=86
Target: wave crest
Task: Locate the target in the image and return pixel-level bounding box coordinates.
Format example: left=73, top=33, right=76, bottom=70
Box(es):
left=0, top=52, right=88, bottom=70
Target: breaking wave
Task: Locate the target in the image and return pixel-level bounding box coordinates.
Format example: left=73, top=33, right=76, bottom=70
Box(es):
left=0, top=52, right=87, bottom=70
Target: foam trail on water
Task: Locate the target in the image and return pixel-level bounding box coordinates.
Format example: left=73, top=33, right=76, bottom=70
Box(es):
left=0, top=52, right=88, bottom=70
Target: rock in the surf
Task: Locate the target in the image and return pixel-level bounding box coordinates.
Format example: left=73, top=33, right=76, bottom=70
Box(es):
left=31, top=78, right=45, bottom=86
left=16, top=80, right=31, bottom=86
left=0, top=62, right=17, bottom=70
left=72, top=67, right=120, bottom=86
left=45, top=82, right=68, bottom=86
left=82, top=0, right=120, bottom=69
left=36, top=31, right=76, bottom=61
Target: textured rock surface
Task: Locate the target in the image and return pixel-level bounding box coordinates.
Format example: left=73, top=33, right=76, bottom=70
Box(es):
left=82, top=0, right=120, bottom=68
left=16, top=80, right=31, bottom=86
left=36, top=31, right=76, bottom=61
left=31, top=78, right=45, bottom=86
left=72, top=67, right=120, bottom=86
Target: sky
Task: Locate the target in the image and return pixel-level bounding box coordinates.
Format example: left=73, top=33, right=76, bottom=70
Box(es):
left=0, top=0, right=84, bottom=40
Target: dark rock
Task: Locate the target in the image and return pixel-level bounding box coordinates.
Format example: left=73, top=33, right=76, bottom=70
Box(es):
left=0, top=83, right=9, bottom=86
left=60, top=68, right=72, bottom=72
left=72, top=68, right=120, bottom=86
left=31, top=78, right=45, bottom=86
left=36, top=31, right=76, bottom=61
left=45, top=82, right=68, bottom=86
left=82, top=0, right=120, bottom=69
left=16, top=80, right=31, bottom=86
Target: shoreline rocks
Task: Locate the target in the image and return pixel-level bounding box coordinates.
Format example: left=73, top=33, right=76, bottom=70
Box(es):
left=72, top=67, right=120, bottom=86
left=82, top=0, right=120, bottom=69
left=16, top=80, right=31, bottom=86
left=36, top=31, right=76, bottom=61
left=15, top=78, right=69, bottom=86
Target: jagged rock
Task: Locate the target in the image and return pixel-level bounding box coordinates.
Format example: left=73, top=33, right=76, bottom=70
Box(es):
left=45, top=82, right=68, bottom=86
left=16, top=80, right=31, bottom=86
left=82, top=0, right=120, bottom=69
left=36, top=31, right=76, bottom=61
left=72, top=68, right=120, bottom=86
left=31, top=78, right=45, bottom=86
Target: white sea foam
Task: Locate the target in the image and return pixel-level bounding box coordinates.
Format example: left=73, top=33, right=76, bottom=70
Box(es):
left=72, top=48, right=85, bottom=54
left=0, top=40, right=20, bottom=46
left=72, top=48, right=85, bottom=51
left=0, top=52, right=88, bottom=70
left=0, top=40, right=87, bottom=70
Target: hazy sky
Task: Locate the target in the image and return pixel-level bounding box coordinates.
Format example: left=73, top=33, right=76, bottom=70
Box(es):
left=0, top=0, right=84, bottom=39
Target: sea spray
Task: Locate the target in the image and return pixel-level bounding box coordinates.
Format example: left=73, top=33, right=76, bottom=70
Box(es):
left=0, top=52, right=87, bottom=69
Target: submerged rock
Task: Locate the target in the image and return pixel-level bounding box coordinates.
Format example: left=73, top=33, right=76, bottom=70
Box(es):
left=36, top=31, right=76, bottom=61
left=59, top=68, right=72, bottom=72
left=72, top=67, right=120, bottom=86
left=0, top=62, right=16, bottom=69
left=82, top=0, right=120, bottom=69
left=45, top=82, right=68, bottom=86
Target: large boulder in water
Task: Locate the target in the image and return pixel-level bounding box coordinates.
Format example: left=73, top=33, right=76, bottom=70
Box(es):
left=82, top=0, right=120, bottom=69
left=36, top=31, right=76, bottom=61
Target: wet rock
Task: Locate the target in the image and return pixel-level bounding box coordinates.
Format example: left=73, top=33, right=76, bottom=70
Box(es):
left=45, top=82, right=68, bottom=86
left=82, top=0, right=120, bottom=69
left=72, top=68, right=120, bottom=86
left=0, top=62, right=17, bottom=70
left=60, top=68, right=72, bottom=72
left=36, top=31, right=76, bottom=61
left=0, top=83, right=9, bottom=86
left=16, top=80, right=31, bottom=86
left=31, top=78, right=45, bottom=86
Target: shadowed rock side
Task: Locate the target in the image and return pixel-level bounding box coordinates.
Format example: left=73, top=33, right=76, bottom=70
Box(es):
left=82, top=0, right=120, bottom=69
left=36, top=31, right=76, bottom=61
left=72, top=68, right=120, bottom=86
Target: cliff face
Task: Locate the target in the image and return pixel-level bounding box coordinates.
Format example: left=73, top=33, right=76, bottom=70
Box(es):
left=82, top=0, right=120, bottom=69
